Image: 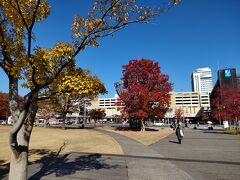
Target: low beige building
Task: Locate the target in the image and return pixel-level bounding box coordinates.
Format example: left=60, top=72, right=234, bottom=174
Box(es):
left=87, top=95, right=122, bottom=119
left=166, top=92, right=204, bottom=119
left=77, top=92, right=210, bottom=121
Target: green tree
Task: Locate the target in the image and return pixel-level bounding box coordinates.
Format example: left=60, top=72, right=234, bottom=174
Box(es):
left=0, top=0, right=180, bottom=179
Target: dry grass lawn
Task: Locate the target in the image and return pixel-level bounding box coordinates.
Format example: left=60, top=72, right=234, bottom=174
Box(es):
left=0, top=126, right=123, bottom=165
left=0, top=125, right=174, bottom=167
left=102, top=126, right=174, bottom=146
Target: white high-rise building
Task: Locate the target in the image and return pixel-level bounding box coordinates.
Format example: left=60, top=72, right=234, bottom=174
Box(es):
left=192, top=67, right=213, bottom=94
left=192, top=67, right=212, bottom=110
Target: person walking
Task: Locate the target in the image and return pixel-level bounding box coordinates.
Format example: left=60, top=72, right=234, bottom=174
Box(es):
left=176, top=122, right=184, bottom=144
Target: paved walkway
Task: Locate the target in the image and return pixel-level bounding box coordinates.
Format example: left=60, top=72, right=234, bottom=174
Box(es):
left=99, top=129, right=194, bottom=180
left=150, top=127, right=240, bottom=180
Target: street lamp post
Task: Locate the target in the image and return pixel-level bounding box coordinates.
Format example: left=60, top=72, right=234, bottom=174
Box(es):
left=83, top=99, right=87, bottom=124
left=83, top=97, right=90, bottom=124
left=181, top=91, right=185, bottom=123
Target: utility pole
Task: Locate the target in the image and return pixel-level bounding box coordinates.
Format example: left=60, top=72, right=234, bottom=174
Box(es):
left=181, top=90, right=185, bottom=123
left=83, top=98, right=87, bottom=124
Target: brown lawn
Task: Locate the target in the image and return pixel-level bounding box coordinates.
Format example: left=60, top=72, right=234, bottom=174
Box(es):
left=0, top=125, right=174, bottom=167
left=0, top=126, right=123, bottom=165
left=101, top=126, right=174, bottom=146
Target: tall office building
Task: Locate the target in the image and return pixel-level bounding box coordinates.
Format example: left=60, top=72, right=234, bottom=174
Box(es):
left=211, top=68, right=239, bottom=97
left=192, top=67, right=213, bottom=94
left=217, top=68, right=239, bottom=88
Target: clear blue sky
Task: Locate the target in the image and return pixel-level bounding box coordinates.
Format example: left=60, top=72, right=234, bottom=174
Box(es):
left=0, top=0, right=240, bottom=97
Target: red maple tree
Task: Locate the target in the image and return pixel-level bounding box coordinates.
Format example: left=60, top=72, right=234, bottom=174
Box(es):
left=174, top=108, right=184, bottom=121
left=89, top=108, right=106, bottom=127
left=211, top=86, right=240, bottom=124
left=0, top=92, right=23, bottom=120
left=0, top=92, right=10, bottom=119
left=119, top=59, right=172, bottom=130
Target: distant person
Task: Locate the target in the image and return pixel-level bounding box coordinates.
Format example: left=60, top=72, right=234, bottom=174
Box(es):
left=171, top=122, right=176, bottom=130
left=7, top=116, right=13, bottom=125
left=176, top=123, right=184, bottom=144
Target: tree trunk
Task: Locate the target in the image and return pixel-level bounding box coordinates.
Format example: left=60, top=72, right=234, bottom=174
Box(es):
left=9, top=125, right=30, bottom=180
left=236, top=118, right=239, bottom=131
left=62, top=112, right=67, bottom=130
left=141, top=120, right=145, bottom=131
left=8, top=76, right=38, bottom=180
left=44, top=118, right=50, bottom=127
left=9, top=101, right=37, bottom=180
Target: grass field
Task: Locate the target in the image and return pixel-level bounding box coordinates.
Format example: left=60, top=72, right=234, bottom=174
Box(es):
left=0, top=126, right=123, bottom=165
left=0, top=125, right=173, bottom=167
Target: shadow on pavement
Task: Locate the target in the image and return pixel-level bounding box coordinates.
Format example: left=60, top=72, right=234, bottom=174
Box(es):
left=202, top=130, right=233, bottom=135
left=1, top=142, right=120, bottom=180
left=76, top=152, right=240, bottom=166
left=168, top=140, right=180, bottom=144
left=182, top=137, right=240, bottom=141
left=28, top=151, right=120, bottom=179
left=0, top=160, right=9, bottom=179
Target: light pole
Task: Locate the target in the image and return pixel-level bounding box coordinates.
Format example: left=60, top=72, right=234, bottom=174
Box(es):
left=83, top=99, right=86, bottom=123
left=181, top=91, right=185, bottom=123
left=83, top=97, right=89, bottom=124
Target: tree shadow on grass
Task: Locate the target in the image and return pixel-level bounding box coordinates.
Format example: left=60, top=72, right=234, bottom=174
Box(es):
left=145, top=128, right=159, bottom=131
left=0, top=160, right=9, bottom=179
left=114, top=126, right=159, bottom=131
left=115, top=126, right=130, bottom=131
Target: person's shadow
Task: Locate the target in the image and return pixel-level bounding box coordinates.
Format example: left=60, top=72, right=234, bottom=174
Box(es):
left=168, top=140, right=180, bottom=144
left=0, top=160, right=9, bottom=179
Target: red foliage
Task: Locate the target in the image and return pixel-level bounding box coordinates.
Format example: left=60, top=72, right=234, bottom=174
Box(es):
left=119, top=59, right=172, bottom=122
left=0, top=92, right=10, bottom=118
left=89, top=109, right=106, bottom=120
left=0, top=92, right=24, bottom=119
left=37, top=99, right=55, bottom=120
left=174, top=108, right=184, bottom=121
left=211, top=86, right=240, bottom=121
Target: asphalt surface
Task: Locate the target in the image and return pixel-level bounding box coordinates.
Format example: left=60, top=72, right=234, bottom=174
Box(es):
left=1, top=126, right=240, bottom=180
left=150, top=127, right=240, bottom=180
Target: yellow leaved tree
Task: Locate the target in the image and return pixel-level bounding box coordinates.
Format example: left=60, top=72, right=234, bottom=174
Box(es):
left=0, top=0, right=180, bottom=179
left=47, top=67, right=107, bottom=129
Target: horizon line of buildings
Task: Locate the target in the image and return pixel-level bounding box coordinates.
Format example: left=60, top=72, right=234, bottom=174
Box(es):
left=1, top=67, right=238, bottom=124
left=79, top=67, right=239, bottom=122
left=32, top=66, right=239, bottom=123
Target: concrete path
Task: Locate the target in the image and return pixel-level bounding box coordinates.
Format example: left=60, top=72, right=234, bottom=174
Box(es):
left=99, top=129, right=194, bottom=180
left=150, top=127, right=240, bottom=180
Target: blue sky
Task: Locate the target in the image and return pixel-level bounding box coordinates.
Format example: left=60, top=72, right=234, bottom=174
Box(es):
left=0, top=0, right=240, bottom=97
